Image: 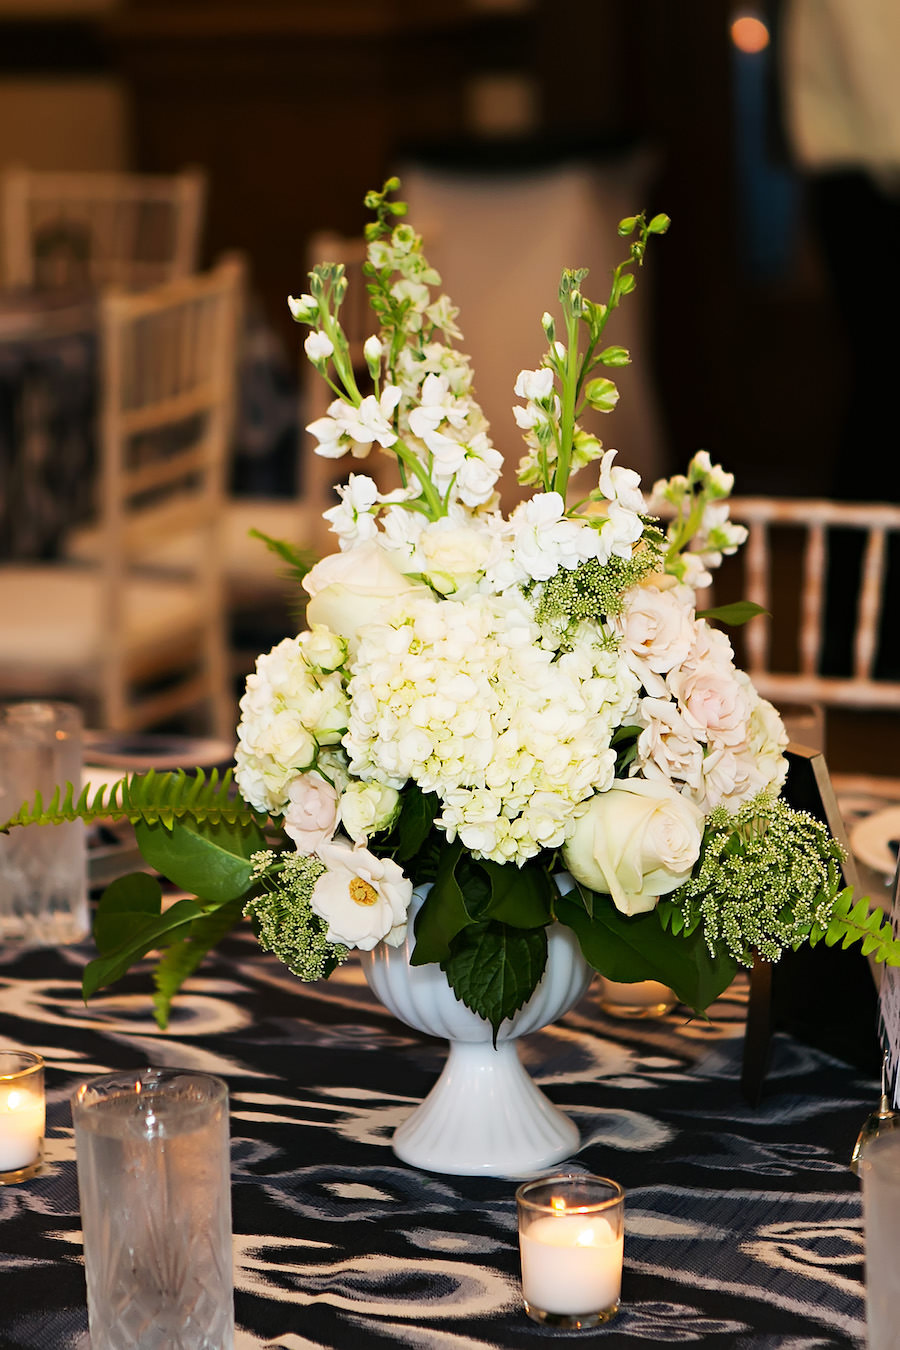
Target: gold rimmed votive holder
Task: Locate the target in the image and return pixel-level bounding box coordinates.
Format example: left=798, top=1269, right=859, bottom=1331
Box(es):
left=0, top=1051, right=45, bottom=1184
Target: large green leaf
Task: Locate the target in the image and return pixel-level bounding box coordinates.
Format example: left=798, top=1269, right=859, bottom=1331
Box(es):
left=479, top=859, right=555, bottom=928
left=697, top=601, right=767, bottom=627
left=134, top=813, right=267, bottom=903
left=391, top=785, right=439, bottom=863
left=410, top=840, right=471, bottom=965
left=555, top=889, right=738, bottom=1014
left=82, top=896, right=206, bottom=1001
left=92, top=871, right=165, bottom=953
left=441, top=921, right=548, bottom=1039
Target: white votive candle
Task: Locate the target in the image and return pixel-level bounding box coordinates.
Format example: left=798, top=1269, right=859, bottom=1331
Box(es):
left=516, top=1172, right=625, bottom=1328
left=520, top=1212, right=623, bottom=1314
left=0, top=1052, right=45, bottom=1179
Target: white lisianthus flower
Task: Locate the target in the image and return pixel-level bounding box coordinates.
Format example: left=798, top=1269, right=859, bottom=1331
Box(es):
left=283, top=771, right=339, bottom=853
left=562, top=778, right=705, bottom=916
left=339, top=780, right=401, bottom=844
left=634, top=697, right=705, bottom=796
left=311, top=840, right=412, bottom=950
left=304, top=331, right=334, bottom=362
left=303, top=538, right=435, bottom=653
left=667, top=635, right=753, bottom=747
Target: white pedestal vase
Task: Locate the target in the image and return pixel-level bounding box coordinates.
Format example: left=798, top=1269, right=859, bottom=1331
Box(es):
left=358, top=889, right=594, bottom=1178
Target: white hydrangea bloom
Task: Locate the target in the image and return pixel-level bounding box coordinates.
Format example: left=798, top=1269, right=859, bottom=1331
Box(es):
left=344, top=590, right=639, bottom=865
left=234, top=636, right=350, bottom=815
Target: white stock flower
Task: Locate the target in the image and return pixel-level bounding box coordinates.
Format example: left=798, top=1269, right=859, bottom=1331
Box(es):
left=283, top=771, right=339, bottom=853
left=323, top=474, right=381, bottom=548
left=311, top=840, right=412, bottom=950
left=562, top=778, right=705, bottom=916
left=288, top=294, right=318, bottom=323
left=514, top=367, right=554, bottom=401
left=363, top=334, right=384, bottom=364
left=508, top=492, right=602, bottom=583
left=304, top=331, right=334, bottom=362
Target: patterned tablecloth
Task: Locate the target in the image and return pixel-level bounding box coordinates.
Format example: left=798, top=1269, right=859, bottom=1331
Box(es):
left=0, top=921, right=878, bottom=1349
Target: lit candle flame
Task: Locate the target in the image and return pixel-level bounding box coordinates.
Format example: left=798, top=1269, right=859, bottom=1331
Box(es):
left=551, top=1196, right=567, bottom=1213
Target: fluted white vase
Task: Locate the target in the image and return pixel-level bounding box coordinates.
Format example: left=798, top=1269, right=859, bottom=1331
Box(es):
left=359, top=886, right=594, bottom=1177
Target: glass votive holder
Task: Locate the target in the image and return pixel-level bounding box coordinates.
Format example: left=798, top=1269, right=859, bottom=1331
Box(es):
left=0, top=1051, right=45, bottom=1184
left=599, top=977, right=678, bottom=1019
left=516, top=1172, right=625, bottom=1330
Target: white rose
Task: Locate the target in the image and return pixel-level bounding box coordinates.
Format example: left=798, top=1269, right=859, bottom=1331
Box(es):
left=339, top=780, right=401, bottom=844
left=283, top=772, right=339, bottom=852
left=668, top=654, right=752, bottom=746
left=417, top=519, right=498, bottom=595
left=311, top=840, right=412, bottom=950
left=617, top=585, right=695, bottom=695
left=562, top=778, right=705, bottom=916
left=303, top=540, right=434, bottom=652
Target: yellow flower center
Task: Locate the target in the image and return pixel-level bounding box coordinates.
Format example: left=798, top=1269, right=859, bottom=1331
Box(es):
left=349, top=878, right=378, bottom=907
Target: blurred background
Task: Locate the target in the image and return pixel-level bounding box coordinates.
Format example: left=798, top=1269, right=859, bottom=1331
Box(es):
left=0, top=0, right=863, bottom=495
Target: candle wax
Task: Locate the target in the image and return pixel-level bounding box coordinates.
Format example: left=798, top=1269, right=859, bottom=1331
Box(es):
left=520, top=1212, right=623, bottom=1315
left=0, top=1085, right=45, bottom=1172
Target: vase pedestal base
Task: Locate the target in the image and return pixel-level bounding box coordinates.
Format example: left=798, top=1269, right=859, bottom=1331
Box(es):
left=392, top=1038, right=579, bottom=1178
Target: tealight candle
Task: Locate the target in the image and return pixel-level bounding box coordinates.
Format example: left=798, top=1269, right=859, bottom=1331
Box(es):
left=599, top=977, right=677, bottom=1019
left=516, top=1173, right=624, bottom=1329
left=0, top=1052, right=45, bottom=1183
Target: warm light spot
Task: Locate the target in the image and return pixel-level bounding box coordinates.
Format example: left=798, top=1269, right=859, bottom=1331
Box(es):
left=6, top=1091, right=21, bottom=1110
left=575, top=1227, right=595, bottom=1247
left=730, top=12, right=770, bottom=53
left=349, top=877, right=378, bottom=906
left=551, top=1195, right=567, bottom=1213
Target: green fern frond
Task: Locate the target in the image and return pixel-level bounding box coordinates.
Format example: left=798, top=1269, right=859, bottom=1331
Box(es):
left=248, top=528, right=318, bottom=582
left=152, top=896, right=247, bottom=1029
left=810, top=887, right=900, bottom=965
left=1, top=769, right=265, bottom=834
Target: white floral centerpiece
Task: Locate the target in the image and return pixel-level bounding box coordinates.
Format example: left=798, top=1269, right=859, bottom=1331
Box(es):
left=6, top=180, right=899, bottom=1032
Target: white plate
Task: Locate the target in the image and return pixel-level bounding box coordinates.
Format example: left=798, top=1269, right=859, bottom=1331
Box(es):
left=849, top=805, right=900, bottom=881
left=82, top=731, right=235, bottom=773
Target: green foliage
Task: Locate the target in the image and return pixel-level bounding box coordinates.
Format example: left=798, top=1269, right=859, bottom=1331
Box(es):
left=248, top=528, right=319, bottom=584
left=662, top=795, right=847, bottom=965
left=441, top=920, right=549, bottom=1041
left=410, top=840, right=554, bottom=967
left=529, top=546, right=661, bottom=639
left=134, top=812, right=267, bottom=903
left=152, top=896, right=247, bottom=1029
left=811, top=888, right=900, bottom=964
left=244, top=851, right=348, bottom=983
left=83, top=876, right=208, bottom=1003
left=554, top=886, right=738, bottom=1014
left=697, top=601, right=768, bottom=626
left=2, top=768, right=263, bottom=834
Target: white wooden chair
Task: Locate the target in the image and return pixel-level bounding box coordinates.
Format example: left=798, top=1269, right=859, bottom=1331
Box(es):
left=1, top=167, right=206, bottom=292
left=0, top=257, right=243, bottom=738
left=690, top=496, right=900, bottom=796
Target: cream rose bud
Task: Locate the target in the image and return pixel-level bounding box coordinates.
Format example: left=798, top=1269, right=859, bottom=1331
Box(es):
left=339, top=780, right=401, bottom=844
left=562, top=779, right=705, bottom=917
left=283, top=771, right=339, bottom=852
left=303, top=539, right=434, bottom=653
left=299, top=625, right=348, bottom=674
left=311, top=840, right=413, bottom=950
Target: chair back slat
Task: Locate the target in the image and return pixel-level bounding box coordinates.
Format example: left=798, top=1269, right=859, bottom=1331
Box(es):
left=856, top=526, right=888, bottom=679
left=800, top=521, right=826, bottom=676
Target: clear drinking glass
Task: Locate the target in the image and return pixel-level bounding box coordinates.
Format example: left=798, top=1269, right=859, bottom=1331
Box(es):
left=0, top=701, right=88, bottom=944
left=860, top=1131, right=900, bottom=1350
left=0, top=1051, right=45, bottom=1184
left=72, top=1068, right=234, bottom=1350
left=516, top=1173, right=625, bottom=1329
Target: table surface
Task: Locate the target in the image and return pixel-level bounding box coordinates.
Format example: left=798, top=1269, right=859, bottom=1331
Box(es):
left=0, top=914, right=879, bottom=1350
